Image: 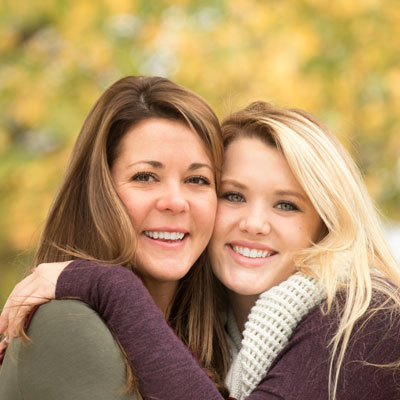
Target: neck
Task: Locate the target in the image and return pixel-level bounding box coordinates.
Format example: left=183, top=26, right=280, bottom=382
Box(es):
left=139, top=276, right=178, bottom=318
left=228, top=291, right=260, bottom=333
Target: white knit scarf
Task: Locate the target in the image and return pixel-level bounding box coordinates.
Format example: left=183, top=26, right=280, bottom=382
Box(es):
left=225, top=273, right=327, bottom=400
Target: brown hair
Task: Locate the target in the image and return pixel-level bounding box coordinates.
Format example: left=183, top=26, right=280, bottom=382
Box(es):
left=31, top=76, right=229, bottom=396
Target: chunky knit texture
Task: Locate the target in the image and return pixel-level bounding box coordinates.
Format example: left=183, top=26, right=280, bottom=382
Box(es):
left=226, top=272, right=326, bottom=400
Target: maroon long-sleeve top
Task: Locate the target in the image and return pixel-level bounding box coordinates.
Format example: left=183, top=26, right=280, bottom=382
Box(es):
left=55, top=259, right=400, bottom=399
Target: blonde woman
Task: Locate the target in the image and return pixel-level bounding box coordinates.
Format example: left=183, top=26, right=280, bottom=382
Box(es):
left=2, top=102, right=400, bottom=399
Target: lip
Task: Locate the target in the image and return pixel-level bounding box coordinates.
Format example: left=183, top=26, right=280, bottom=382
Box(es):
left=142, top=227, right=189, bottom=250
left=227, top=242, right=277, bottom=267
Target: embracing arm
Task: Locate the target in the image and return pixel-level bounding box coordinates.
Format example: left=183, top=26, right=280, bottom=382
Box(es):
left=56, top=259, right=224, bottom=400
left=55, top=260, right=400, bottom=400
left=4, top=260, right=398, bottom=399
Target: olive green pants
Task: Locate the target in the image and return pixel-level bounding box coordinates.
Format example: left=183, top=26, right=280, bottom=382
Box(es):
left=0, top=300, right=136, bottom=400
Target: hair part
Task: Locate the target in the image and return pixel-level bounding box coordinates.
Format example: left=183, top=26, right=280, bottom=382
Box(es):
left=221, top=101, right=400, bottom=399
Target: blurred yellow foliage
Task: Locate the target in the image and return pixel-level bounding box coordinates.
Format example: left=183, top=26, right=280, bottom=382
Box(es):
left=104, top=0, right=137, bottom=14
left=1, top=0, right=399, bottom=304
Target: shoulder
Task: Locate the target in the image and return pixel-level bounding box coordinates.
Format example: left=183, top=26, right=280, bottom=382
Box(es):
left=28, top=300, right=121, bottom=350
left=257, top=294, right=400, bottom=399
left=0, top=300, right=136, bottom=400
left=287, top=292, right=400, bottom=364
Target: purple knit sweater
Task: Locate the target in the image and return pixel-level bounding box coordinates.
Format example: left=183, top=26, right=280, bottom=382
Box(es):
left=56, top=259, right=400, bottom=400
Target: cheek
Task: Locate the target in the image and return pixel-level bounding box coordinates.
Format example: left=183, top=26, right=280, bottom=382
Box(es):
left=301, top=217, right=324, bottom=246
left=207, top=242, right=224, bottom=282
left=312, top=219, right=325, bottom=243
left=291, top=221, right=322, bottom=249
left=117, top=189, right=147, bottom=227
left=208, top=207, right=232, bottom=263
left=213, top=203, right=235, bottom=236
left=194, top=194, right=218, bottom=235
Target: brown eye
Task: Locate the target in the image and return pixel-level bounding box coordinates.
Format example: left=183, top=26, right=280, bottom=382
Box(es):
left=186, top=176, right=211, bottom=185
left=131, top=172, right=157, bottom=182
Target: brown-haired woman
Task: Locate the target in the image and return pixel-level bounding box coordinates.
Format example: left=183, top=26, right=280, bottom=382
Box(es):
left=0, top=76, right=230, bottom=399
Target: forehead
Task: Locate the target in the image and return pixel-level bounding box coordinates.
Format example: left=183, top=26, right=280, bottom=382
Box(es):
left=116, top=118, right=212, bottom=163
left=223, top=137, right=302, bottom=190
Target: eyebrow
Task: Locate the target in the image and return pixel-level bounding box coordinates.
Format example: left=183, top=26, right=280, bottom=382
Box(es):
left=188, top=162, right=214, bottom=172
left=220, top=179, right=247, bottom=190
left=128, top=160, right=213, bottom=172
left=127, top=160, right=163, bottom=169
left=274, top=190, right=307, bottom=201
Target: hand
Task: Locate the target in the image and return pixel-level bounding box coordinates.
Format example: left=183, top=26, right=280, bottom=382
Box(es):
left=0, top=333, right=9, bottom=355
left=0, top=261, right=72, bottom=339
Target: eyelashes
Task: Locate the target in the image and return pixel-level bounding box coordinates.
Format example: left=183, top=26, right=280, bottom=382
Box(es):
left=131, top=172, right=211, bottom=186
left=275, top=201, right=299, bottom=211
left=186, top=175, right=211, bottom=185
left=131, top=172, right=157, bottom=183
left=221, top=192, right=245, bottom=202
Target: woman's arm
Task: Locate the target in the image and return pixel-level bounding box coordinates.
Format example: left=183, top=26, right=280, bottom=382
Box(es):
left=56, top=260, right=400, bottom=400
left=0, top=300, right=135, bottom=400
left=5, top=259, right=398, bottom=399
left=56, top=259, right=223, bottom=400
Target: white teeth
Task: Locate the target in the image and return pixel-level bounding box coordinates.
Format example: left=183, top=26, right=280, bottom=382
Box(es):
left=144, top=231, right=185, bottom=240
left=233, top=246, right=271, bottom=259
left=250, top=249, right=258, bottom=258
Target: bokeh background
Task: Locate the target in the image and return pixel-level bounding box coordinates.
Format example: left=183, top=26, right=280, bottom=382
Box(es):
left=1, top=0, right=399, bottom=306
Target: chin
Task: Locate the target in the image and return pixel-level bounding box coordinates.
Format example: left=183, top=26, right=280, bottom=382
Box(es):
left=224, top=279, right=263, bottom=296
left=234, top=288, right=264, bottom=296
left=159, top=266, right=192, bottom=282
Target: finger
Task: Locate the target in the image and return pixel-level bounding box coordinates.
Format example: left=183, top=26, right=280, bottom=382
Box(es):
left=0, top=331, right=12, bottom=352
left=0, top=262, right=67, bottom=336
left=7, top=292, right=48, bottom=337
left=4, top=291, right=44, bottom=337
left=0, top=313, right=9, bottom=334
left=0, top=301, right=11, bottom=333
left=0, top=293, right=15, bottom=334
left=0, top=339, right=8, bottom=353
left=0, top=271, right=45, bottom=333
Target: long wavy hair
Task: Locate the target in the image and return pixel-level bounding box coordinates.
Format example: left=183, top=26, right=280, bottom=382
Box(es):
left=31, top=76, right=229, bottom=396
left=221, top=101, right=400, bottom=400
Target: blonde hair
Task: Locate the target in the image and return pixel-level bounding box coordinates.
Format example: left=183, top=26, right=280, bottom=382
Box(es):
left=30, top=76, right=229, bottom=395
left=222, top=101, right=400, bottom=399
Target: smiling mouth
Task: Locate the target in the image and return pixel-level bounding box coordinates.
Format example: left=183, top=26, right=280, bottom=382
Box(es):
left=231, top=245, right=275, bottom=259
left=144, top=231, right=186, bottom=242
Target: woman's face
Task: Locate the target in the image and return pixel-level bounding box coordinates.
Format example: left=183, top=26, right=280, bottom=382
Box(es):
left=209, top=137, right=323, bottom=297
left=111, top=118, right=217, bottom=291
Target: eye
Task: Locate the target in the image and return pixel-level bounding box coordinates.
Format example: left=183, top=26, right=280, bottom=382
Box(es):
left=186, top=175, right=211, bottom=185
left=222, top=192, right=245, bottom=203
left=275, top=201, right=298, bottom=211
left=131, top=172, right=157, bottom=183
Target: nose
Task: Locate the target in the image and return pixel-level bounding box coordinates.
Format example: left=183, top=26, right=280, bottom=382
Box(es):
left=156, top=183, right=189, bottom=214
left=239, top=210, right=270, bottom=236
